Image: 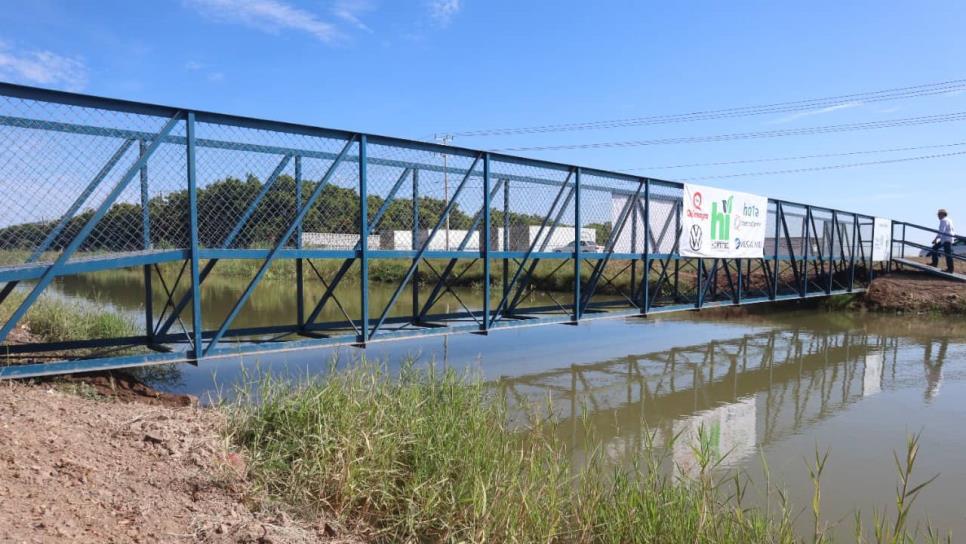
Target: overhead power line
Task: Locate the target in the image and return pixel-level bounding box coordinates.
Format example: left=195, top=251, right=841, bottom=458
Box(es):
left=431, top=146, right=966, bottom=192
left=672, top=149, right=966, bottom=181
left=492, top=111, right=966, bottom=153
left=451, top=78, right=966, bottom=138
left=625, top=141, right=966, bottom=171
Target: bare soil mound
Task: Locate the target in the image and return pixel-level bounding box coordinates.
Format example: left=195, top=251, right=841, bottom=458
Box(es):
left=49, top=371, right=200, bottom=408
left=863, top=271, right=966, bottom=314
left=0, top=382, right=346, bottom=543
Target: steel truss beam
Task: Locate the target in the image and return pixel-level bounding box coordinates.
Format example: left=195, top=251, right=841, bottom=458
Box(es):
left=0, top=83, right=898, bottom=379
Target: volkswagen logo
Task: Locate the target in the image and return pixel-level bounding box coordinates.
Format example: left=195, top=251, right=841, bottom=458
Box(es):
left=689, top=225, right=702, bottom=251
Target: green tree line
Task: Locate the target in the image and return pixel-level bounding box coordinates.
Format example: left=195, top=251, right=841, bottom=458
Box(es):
left=0, top=175, right=609, bottom=252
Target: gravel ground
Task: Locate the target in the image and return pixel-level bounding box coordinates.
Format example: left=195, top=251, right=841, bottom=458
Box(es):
left=0, top=381, right=354, bottom=544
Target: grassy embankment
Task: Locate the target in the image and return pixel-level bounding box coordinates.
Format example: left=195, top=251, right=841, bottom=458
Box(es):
left=227, top=363, right=944, bottom=543
left=0, top=290, right=138, bottom=347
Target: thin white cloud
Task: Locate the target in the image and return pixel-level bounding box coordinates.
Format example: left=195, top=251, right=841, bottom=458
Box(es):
left=0, top=42, right=87, bottom=91
left=185, top=0, right=341, bottom=42
left=332, top=0, right=374, bottom=33
left=184, top=60, right=225, bottom=82
left=428, top=0, right=460, bottom=26
left=768, top=102, right=862, bottom=125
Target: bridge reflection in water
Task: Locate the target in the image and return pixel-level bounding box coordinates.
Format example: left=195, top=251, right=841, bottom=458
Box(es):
left=495, top=326, right=949, bottom=476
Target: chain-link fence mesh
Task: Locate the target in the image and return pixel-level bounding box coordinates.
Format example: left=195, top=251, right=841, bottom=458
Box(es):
left=487, top=159, right=574, bottom=253
left=0, top=94, right=183, bottom=265
left=194, top=122, right=360, bottom=251
left=0, top=84, right=888, bottom=370
left=806, top=208, right=834, bottom=293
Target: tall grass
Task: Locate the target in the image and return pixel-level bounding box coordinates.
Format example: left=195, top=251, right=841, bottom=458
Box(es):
left=0, top=290, right=139, bottom=344
left=25, top=297, right=137, bottom=342
left=225, top=362, right=950, bottom=543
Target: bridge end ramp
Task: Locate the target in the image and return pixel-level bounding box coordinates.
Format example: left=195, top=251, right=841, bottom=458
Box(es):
left=892, top=257, right=966, bottom=282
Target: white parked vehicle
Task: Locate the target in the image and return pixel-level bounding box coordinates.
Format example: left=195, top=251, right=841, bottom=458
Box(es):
left=554, top=240, right=602, bottom=253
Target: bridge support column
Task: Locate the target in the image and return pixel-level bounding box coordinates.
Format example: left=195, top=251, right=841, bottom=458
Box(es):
left=412, top=168, right=420, bottom=323
left=481, top=153, right=491, bottom=334
left=573, top=167, right=581, bottom=323
left=140, top=138, right=154, bottom=344
left=503, top=177, right=510, bottom=314
left=771, top=203, right=781, bottom=300
left=848, top=214, right=858, bottom=292
left=827, top=211, right=837, bottom=295
left=187, top=112, right=203, bottom=363
left=640, top=178, right=650, bottom=314
left=359, top=135, right=369, bottom=345
left=295, top=155, right=304, bottom=327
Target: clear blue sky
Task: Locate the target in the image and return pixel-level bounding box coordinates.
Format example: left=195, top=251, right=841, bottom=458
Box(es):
left=1, top=0, right=965, bottom=225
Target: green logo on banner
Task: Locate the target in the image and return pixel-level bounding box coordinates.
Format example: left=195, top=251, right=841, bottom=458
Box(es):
left=710, top=196, right=733, bottom=242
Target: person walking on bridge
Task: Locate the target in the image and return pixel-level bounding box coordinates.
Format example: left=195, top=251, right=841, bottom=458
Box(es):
left=930, top=208, right=956, bottom=273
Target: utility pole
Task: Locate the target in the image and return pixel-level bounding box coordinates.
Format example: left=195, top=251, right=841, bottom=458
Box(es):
left=436, top=133, right=453, bottom=250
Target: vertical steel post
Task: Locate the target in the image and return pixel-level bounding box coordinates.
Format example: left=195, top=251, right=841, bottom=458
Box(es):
left=503, top=178, right=510, bottom=301
left=735, top=259, right=742, bottom=304
left=901, top=224, right=907, bottom=258
left=673, top=201, right=680, bottom=301
left=186, top=112, right=203, bottom=360
left=887, top=220, right=895, bottom=273
left=641, top=178, right=650, bottom=314
left=746, top=259, right=751, bottom=298
left=295, top=155, right=304, bottom=326
left=771, top=202, right=781, bottom=299
left=848, top=214, right=858, bottom=292
left=358, top=135, right=369, bottom=344
left=827, top=212, right=837, bottom=294
left=712, top=259, right=720, bottom=300
left=696, top=259, right=704, bottom=309
left=139, top=139, right=154, bottom=342
left=801, top=207, right=811, bottom=297
left=481, top=153, right=491, bottom=333
left=411, top=168, right=419, bottom=322
left=573, top=167, right=581, bottom=322
left=630, top=190, right=638, bottom=304
left=869, top=216, right=876, bottom=281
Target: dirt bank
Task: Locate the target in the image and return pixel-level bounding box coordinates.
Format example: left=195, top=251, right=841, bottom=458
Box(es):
left=671, top=267, right=966, bottom=316
left=860, top=270, right=966, bottom=314
left=0, top=381, right=354, bottom=543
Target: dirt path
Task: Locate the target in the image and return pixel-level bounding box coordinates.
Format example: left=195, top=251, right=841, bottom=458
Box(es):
left=0, top=381, right=345, bottom=544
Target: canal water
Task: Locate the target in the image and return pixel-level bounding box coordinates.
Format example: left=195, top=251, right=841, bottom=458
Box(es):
left=51, top=273, right=966, bottom=538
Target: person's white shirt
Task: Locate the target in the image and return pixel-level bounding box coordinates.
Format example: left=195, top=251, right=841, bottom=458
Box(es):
left=938, top=217, right=956, bottom=243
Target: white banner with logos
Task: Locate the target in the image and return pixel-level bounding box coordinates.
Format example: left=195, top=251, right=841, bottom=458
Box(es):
left=871, top=217, right=893, bottom=262
left=679, top=183, right=768, bottom=258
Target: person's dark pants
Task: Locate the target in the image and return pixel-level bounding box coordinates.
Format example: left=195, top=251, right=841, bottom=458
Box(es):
left=930, top=241, right=953, bottom=271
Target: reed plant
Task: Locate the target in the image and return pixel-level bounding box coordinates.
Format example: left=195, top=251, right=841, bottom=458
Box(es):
left=225, top=362, right=947, bottom=543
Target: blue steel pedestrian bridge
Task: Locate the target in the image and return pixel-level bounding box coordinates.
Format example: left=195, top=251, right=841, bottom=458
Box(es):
left=0, top=82, right=955, bottom=379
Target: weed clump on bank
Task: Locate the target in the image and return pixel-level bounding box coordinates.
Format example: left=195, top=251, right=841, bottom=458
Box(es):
left=227, top=363, right=806, bottom=543
left=25, top=297, right=137, bottom=342
left=0, top=291, right=138, bottom=347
